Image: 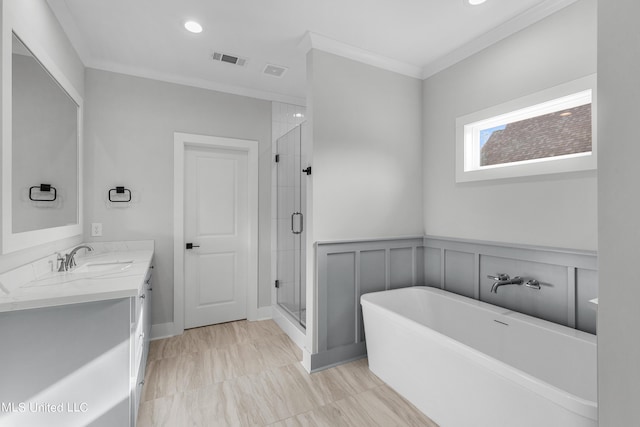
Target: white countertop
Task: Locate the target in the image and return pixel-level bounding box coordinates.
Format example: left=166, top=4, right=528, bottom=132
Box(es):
left=0, top=243, right=154, bottom=313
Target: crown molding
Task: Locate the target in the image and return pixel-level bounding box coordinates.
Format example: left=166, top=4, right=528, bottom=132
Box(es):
left=302, top=0, right=578, bottom=82
left=49, top=0, right=577, bottom=99
left=300, top=32, right=423, bottom=79
left=422, top=0, right=579, bottom=79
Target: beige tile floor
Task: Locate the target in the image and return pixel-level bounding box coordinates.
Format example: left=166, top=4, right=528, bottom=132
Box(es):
left=138, top=319, right=438, bottom=427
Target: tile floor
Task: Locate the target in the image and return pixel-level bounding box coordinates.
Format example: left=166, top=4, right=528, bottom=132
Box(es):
left=138, top=319, right=438, bottom=426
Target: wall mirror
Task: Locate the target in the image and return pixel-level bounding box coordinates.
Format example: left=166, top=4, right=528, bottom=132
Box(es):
left=2, top=32, right=83, bottom=253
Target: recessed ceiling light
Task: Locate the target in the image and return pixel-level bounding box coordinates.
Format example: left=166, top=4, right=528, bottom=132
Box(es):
left=294, top=113, right=304, bottom=118
left=467, top=0, right=487, bottom=5
left=184, top=21, right=203, bottom=34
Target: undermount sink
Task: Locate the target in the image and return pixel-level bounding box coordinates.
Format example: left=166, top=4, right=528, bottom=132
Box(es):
left=72, top=261, right=133, bottom=273
left=22, top=260, right=135, bottom=288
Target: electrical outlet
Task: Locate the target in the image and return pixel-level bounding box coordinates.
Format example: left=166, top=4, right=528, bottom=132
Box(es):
left=91, top=223, right=103, bottom=237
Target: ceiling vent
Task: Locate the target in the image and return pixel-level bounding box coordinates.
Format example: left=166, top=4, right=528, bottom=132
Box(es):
left=263, top=64, right=288, bottom=78
left=212, top=52, right=247, bottom=67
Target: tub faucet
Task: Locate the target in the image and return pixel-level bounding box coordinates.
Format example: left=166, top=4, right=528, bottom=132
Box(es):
left=488, top=274, right=523, bottom=293
left=64, top=245, right=94, bottom=270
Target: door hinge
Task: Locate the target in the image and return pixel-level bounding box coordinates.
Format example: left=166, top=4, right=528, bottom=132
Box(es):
left=275, top=280, right=280, bottom=289
left=302, top=166, right=311, bottom=175
left=275, top=154, right=280, bottom=163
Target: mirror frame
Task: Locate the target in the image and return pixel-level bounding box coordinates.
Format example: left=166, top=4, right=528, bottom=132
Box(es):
left=2, top=30, right=83, bottom=254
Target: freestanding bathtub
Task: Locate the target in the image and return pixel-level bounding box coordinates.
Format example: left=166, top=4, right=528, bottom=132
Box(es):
left=361, top=286, right=597, bottom=427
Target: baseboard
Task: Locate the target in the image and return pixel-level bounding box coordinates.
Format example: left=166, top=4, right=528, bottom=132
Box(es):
left=254, top=305, right=273, bottom=320
left=302, top=349, right=312, bottom=373
left=152, top=307, right=273, bottom=341
left=308, top=343, right=368, bottom=372
left=150, top=322, right=177, bottom=340
left=272, top=305, right=306, bottom=350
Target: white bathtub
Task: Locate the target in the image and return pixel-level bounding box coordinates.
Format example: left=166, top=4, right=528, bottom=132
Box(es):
left=361, top=286, right=597, bottom=427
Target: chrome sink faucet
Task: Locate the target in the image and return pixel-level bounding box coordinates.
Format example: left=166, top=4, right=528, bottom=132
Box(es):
left=63, top=245, right=94, bottom=271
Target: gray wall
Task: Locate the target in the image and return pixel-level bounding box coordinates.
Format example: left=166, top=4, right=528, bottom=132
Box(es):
left=422, top=0, right=597, bottom=251
left=597, top=1, right=640, bottom=425
left=308, top=49, right=423, bottom=242
left=0, top=0, right=84, bottom=274
left=84, top=69, right=272, bottom=327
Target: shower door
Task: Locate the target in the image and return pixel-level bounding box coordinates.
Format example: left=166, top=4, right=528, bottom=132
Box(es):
left=276, top=124, right=306, bottom=328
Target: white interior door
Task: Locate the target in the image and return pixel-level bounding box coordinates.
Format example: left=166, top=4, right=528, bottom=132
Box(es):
left=184, top=145, right=248, bottom=328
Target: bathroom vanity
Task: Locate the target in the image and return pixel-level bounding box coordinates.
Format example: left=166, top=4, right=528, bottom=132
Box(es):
left=0, top=241, right=154, bottom=426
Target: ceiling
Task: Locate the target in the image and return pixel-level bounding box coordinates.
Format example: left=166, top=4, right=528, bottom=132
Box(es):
left=46, top=0, right=576, bottom=105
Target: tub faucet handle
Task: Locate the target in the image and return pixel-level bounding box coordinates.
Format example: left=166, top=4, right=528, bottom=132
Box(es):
left=525, top=279, right=541, bottom=290
left=487, top=274, right=510, bottom=282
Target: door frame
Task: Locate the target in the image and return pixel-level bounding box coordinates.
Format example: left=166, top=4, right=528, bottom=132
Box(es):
left=173, top=132, right=259, bottom=335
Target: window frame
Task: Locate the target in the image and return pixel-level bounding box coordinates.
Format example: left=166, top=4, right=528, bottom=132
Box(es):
left=455, top=74, right=597, bottom=183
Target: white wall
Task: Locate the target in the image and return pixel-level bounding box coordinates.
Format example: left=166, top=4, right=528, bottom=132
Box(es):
left=84, top=68, right=272, bottom=328
left=304, top=49, right=423, bottom=360
left=0, top=0, right=84, bottom=273
left=308, top=49, right=423, bottom=242
left=422, top=0, right=597, bottom=250
left=6, top=0, right=84, bottom=98
left=597, top=1, right=640, bottom=424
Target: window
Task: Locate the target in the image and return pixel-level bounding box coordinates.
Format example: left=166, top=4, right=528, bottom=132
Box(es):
left=456, top=74, right=596, bottom=182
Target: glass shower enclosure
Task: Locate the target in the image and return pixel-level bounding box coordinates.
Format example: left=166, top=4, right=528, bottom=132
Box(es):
left=276, top=123, right=306, bottom=328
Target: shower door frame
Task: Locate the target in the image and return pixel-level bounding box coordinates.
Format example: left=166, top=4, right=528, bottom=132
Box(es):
left=275, top=124, right=306, bottom=329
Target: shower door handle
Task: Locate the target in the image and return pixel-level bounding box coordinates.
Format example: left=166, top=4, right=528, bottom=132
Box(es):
left=291, top=212, right=303, bottom=234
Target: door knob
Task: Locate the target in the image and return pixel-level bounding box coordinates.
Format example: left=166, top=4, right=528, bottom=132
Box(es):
left=185, top=243, right=200, bottom=250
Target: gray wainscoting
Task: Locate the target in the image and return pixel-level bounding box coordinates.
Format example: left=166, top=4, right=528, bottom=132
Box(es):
left=311, top=235, right=598, bottom=371
left=424, top=236, right=598, bottom=334
left=311, top=237, right=424, bottom=371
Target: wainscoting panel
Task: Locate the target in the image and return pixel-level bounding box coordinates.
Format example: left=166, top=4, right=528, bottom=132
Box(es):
left=311, top=235, right=598, bottom=371
left=576, top=268, right=598, bottom=333
left=360, top=250, right=386, bottom=294
left=425, top=236, right=598, bottom=335
left=313, top=237, right=424, bottom=371
left=416, top=246, right=425, bottom=285
left=326, top=252, right=356, bottom=350
left=390, top=248, right=414, bottom=289
left=444, top=250, right=475, bottom=298
left=425, top=247, right=441, bottom=286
